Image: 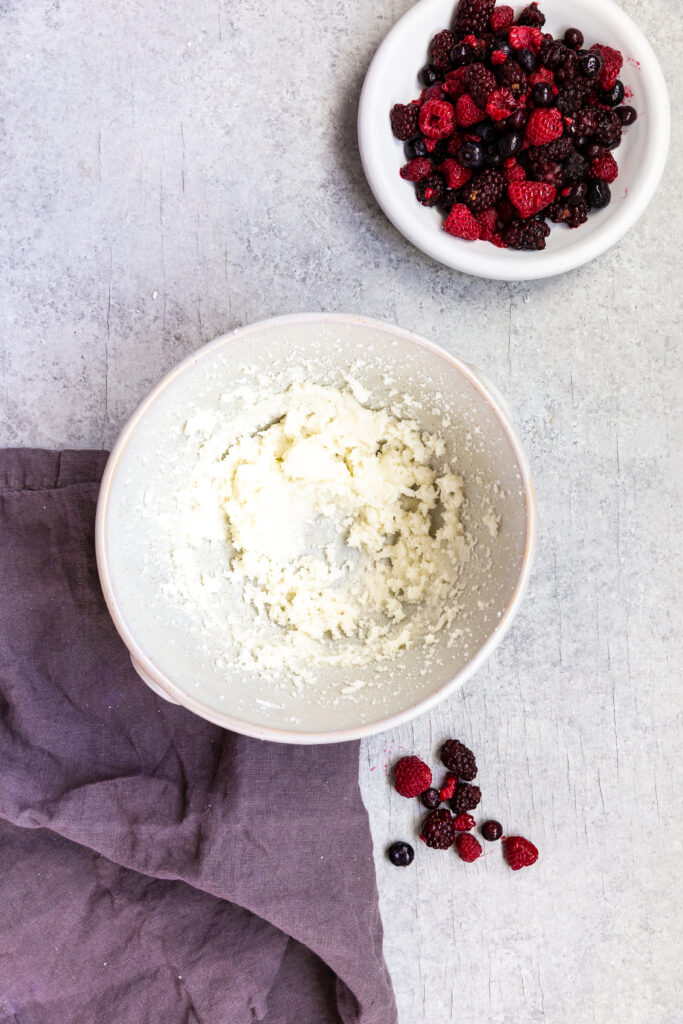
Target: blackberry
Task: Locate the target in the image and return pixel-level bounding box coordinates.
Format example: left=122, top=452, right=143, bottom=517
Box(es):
left=530, top=159, right=563, bottom=188
left=617, top=105, right=637, bottom=126
left=556, top=81, right=588, bottom=115
left=455, top=0, right=496, bottom=36
left=496, top=60, right=528, bottom=98
left=554, top=49, right=579, bottom=85
left=594, top=108, right=622, bottom=146
left=440, top=739, right=478, bottom=779
left=562, top=151, right=588, bottom=182
left=564, top=179, right=588, bottom=203
left=430, top=30, right=456, bottom=70
left=387, top=841, right=415, bottom=866
left=576, top=108, right=599, bottom=138
left=481, top=819, right=503, bottom=842
left=504, top=218, right=551, bottom=250
left=547, top=198, right=589, bottom=227
left=461, top=168, right=505, bottom=212
left=518, top=2, right=545, bottom=27
left=466, top=63, right=497, bottom=108
left=450, top=782, right=482, bottom=814
left=541, top=40, right=568, bottom=70
left=390, top=103, right=419, bottom=141
left=420, top=809, right=456, bottom=850
left=421, top=787, right=442, bottom=809
left=527, top=136, right=574, bottom=167
left=415, top=174, right=444, bottom=206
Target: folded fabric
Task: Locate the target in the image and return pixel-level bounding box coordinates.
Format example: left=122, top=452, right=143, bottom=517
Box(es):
left=0, top=449, right=397, bottom=1024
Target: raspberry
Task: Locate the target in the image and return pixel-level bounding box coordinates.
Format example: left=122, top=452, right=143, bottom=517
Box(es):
left=486, top=87, right=519, bottom=121
left=489, top=5, right=514, bottom=32
left=508, top=25, right=543, bottom=53
left=476, top=206, right=498, bottom=240
left=455, top=0, right=496, bottom=36
left=466, top=63, right=497, bottom=108
left=504, top=835, right=539, bottom=870
left=453, top=813, right=476, bottom=831
left=455, top=93, right=486, bottom=127
left=590, top=43, right=623, bottom=90
left=450, top=782, right=482, bottom=813
left=446, top=131, right=466, bottom=155
left=525, top=106, right=563, bottom=145
left=443, top=202, right=481, bottom=240
left=443, top=67, right=469, bottom=98
left=439, top=774, right=458, bottom=801
left=438, top=158, right=472, bottom=189
left=390, top=102, right=419, bottom=141
left=430, top=30, right=457, bottom=70
left=529, top=67, right=555, bottom=86
left=496, top=61, right=528, bottom=97
left=547, top=198, right=589, bottom=228
left=508, top=179, right=556, bottom=217
left=419, top=98, right=456, bottom=139
left=462, top=168, right=505, bottom=212
left=490, top=231, right=508, bottom=247
left=393, top=755, right=432, bottom=797
left=399, top=158, right=433, bottom=182
left=416, top=174, right=445, bottom=206
left=518, top=2, right=545, bottom=27
left=420, top=809, right=456, bottom=850
left=504, top=162, right=526, bottom=183
left=590, top=152, right=618, bottom=183
left=490, top=49, right=509, bottom=66
left=504, top=217, right=550, bottom=249
left=455, top=833, right=482, bottom=862
left=594, top=108, right=622, bottom=146
left=440, top=739, right=478, bottom=780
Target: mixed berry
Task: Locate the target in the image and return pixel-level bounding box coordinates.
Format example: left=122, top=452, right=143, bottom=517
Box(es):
left=389, top=0, right=637, bottom=250
left=387, top=741, right=537, bottom=871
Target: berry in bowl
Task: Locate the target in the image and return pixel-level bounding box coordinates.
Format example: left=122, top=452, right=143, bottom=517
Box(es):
left=358, top=0, right=669, bottom=279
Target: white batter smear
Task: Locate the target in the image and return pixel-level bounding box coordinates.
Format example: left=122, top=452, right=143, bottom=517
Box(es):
left=166, top=380, right=470, bottom=682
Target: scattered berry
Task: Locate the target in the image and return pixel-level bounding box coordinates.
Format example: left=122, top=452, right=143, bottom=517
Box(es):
left=439, top=774, right=458, bottom=801
left=390, top=102, right=419, bottom=141
left=481, top=819, right=503, bottom=841
left=388, top=841, right=415, bottom=867
left=508, top=179, right=556, bottom=218
left=453, top=813, right=476, bottom=831
left=393, top=755, right=432, bottom=798
left=450, top=782, right=482, bottom=814
left=490, top=5, right=514, bottom=32
left=504, top=835, right=539, bottom=870
left=420, top=809, right=456, bottom=849
left=525, top=106, right=564, bottom=145
left=440, top=739, right=478, bottom=780
left=443, top=202, right=481, bottom=240
left=421, top=787, right=442, bottom=810
left=455, top=832, right=483, bottom=862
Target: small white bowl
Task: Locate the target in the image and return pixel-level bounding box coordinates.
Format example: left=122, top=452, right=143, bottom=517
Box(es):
left=96, top=314, right=536, bottom=744
left=358, top=0, right=670, bottom=280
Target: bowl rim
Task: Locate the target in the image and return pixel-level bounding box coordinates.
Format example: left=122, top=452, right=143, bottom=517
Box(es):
left=96, top=312, right=537, bottom=743
left=357, top=0, right=671, bottom=281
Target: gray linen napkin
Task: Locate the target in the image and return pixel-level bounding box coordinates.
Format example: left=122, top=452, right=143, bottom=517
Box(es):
left=0, top=449, right=397, bottom=1024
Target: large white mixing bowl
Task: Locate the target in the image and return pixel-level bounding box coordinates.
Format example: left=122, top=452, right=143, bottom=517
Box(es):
left=96, top=313, right=536, bottom=743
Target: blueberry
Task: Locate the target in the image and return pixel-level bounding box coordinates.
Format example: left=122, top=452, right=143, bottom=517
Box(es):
left=472, top=122, right=496, bottom=143
left=499, top=131, right=523, bottom=158
left=420, top=787, right=441, bottom=809
left=516, top=47, right=537, bottom=73
left=405, top=137, right=428, bottom=160
left=450, top=42, right=473, bottom=67
left=580, top=53, right=602, bottom=78
left=481, top=820, right=503, bottom=842
left=458, top=140, right=485, bottom=169
left=486, top=146, right=503, bottom=167
left=507, top=109, right=529, bottom=132
left=617, top=105, right=638, bottom=126
left=531, top=82, right=554, bottom=107
left=564, top=27, right=584, bottom=50
left=419, top=64, right=440, bottom=86
left=387, top=841, right=415, bottom=867
left=587, top=180, right=611, bottom=209
left=601, top=80, right=625, bottom=107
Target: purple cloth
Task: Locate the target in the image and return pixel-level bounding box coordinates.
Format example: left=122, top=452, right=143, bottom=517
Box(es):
left=0, top=449, right=397, bottom=1024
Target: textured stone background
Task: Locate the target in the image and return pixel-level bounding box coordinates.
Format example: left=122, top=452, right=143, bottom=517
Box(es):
left=2, top=1, right=681, bottom=1021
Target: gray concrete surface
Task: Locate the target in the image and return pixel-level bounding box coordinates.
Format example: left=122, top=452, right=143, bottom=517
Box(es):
left=2, top=1, right=681, bottom=1022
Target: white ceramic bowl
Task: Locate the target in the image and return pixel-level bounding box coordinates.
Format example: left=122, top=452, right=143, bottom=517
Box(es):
left=358, top=0, right=669, bottom=280
left=96, top=313, right=536, bottom=743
